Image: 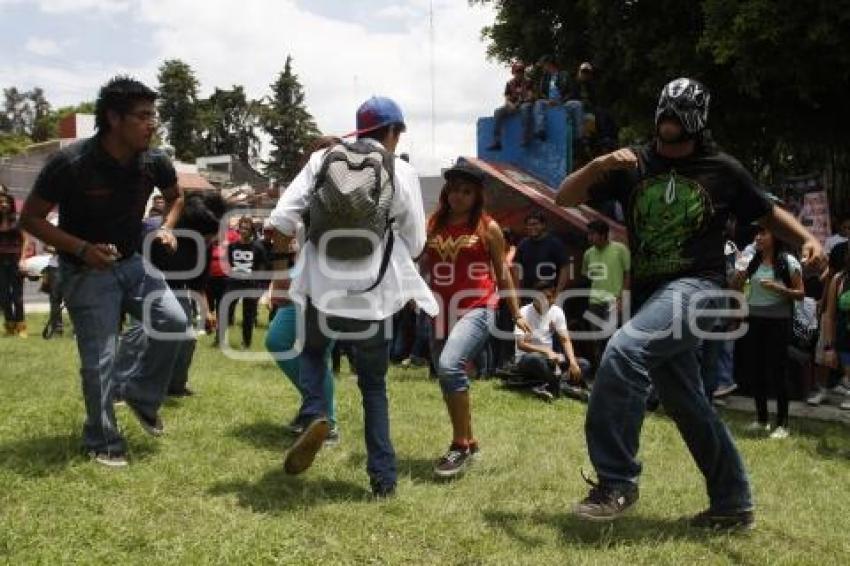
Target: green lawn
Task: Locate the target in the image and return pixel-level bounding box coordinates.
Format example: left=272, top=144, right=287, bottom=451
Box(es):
left=1, top=314, right=849, bottom=565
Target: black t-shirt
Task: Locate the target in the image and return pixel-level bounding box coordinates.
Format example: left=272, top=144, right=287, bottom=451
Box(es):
left=515, top=233, right=569, bottom=290
left=589, top=143, right=772, bottom=296
left=32, top=137, right=177, bottom=264
left=226, top=240, right=267, bottom=282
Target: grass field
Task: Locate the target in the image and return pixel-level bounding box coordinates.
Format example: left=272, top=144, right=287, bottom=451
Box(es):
left=2, top=314, right=850, bottom=565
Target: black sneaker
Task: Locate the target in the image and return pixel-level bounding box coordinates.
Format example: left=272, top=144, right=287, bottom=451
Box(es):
left=532, top=384, right=555, bottom=402
left=168, top=388, right=194, bottom=398
left=284, top=418, right=329, bottom=475
left=434, top=443, right=473, bottom=478
left=573, top=471, right=639, bottom=522
left=371, top=482, right=396, bottom=499
left=88, top=450, right=128, bottom=468
left=126, top=402, right=164, bottom=437
left=688, top=508, right=755, bottom=531
left=283, top=418, right=305, bottom=437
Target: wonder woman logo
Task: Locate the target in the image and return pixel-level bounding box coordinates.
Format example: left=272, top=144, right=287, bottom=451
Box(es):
left=428, top=234, right=480, bottom=263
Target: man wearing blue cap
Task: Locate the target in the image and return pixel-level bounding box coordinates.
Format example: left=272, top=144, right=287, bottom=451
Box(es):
left=267, top=96, right=438, bottom=497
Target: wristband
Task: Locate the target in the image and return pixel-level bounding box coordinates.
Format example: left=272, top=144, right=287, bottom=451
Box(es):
left=75, top=241, right=90, bottom=259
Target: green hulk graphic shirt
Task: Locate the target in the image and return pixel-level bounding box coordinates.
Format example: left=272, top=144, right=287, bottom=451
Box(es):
left=588, top=143, right=772, bottom=300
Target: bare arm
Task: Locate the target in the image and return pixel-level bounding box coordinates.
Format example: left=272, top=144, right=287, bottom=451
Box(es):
left=758, top=205, right=824, bottom=268
left=154, top=183, right=184, bottom=252
left=20, top=194, right=116, bottom=270
left=556, top=264, right=569, bottom=296
left=487, top=220, right=530, bottom=332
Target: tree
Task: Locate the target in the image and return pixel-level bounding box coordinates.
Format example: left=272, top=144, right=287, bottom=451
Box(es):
left=472, top=0, right=850, bottom=204
left=197, top=86, right=262, bottom=164
left=157, top=59, right=201, bottom=161
left=2, top=87, right=33, bottom=135
left=29, top=87, right=52, bottom=142
left=261, top=55, right=320, bottom=182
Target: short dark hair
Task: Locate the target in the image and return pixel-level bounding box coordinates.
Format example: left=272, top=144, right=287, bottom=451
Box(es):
left=587, top=220, right=609, bottom=236
left=534, top=279, right=556, bottom=292
left=179, top=193, right=225, bottom=236
left=95, top=75, right=157, bottom=134
left=358, top=122, right=405, bottom=143
left=525, top=211, right=546, bottom=224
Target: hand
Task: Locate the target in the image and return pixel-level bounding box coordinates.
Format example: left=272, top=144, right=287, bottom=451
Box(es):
left=801, top=238, right=826, bottom=272
left=567, top=361, right=583, bottom=383
left=546, top=351, right=563, bottom=363
left=155, top=227, right=177, bottom=253
left=515, top=315, right=532, bottom=335
left=595, top=148, right=639, bottom=172
left=84, top=243, right=119, bottom=270
left=205, top=312, right=217, bottom=331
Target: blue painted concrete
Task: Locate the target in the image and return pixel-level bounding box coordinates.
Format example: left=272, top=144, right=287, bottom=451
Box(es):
left=476, top=106, right=574, bottom=190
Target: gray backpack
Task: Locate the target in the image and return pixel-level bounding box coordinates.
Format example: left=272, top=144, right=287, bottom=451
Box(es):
left=306, top=141, right=396, bottom=292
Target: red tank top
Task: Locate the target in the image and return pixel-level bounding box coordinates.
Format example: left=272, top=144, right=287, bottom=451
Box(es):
left=426, top=221, right=499, bottom=334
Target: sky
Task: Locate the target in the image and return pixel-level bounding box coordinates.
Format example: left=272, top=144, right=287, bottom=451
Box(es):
left=0, top=0, right=508, bottom=175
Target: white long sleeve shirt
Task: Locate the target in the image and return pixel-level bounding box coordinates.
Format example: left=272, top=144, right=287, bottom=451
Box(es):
left=268, top=140, right=439, bottom=321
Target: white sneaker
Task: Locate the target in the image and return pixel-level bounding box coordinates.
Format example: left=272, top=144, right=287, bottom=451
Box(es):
left=713, top=383, right=739, bottom=399
left=840, top=399, right=850, bottom=410
left=769, top=426, right=790, bottom=439
left=807, top=389, right=827, bottom=406
left=831, top=383, right=850, bottom=396
left=745, top=421, right=769, bottom=433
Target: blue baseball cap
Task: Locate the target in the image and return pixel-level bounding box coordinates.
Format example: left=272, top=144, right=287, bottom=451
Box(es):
left=345, top=96, right=406, bottom=137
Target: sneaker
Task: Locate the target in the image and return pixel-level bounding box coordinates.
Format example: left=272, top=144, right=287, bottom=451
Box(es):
left=324, top=426, right=340, bottom=447
left=688, top=508, right=755, bottom=531
left=745, top=421, right=770, bottom=433
left=830, top=383, right=850, bottom=396
left=89, top=451, right=128, bottom=468
left=769, top=426, right=790, bottom=439
left=284, top=418, right=329, bottom=475
left=371, top=482, right=396, bottom=499
left=532, top=384, right=555, bottom=402
left=713, top=383, right=739, bottom=399
left=572, top=471, right=639, bottom=522
left=283, top=418, right=305, bottom=437
left=434, top=443, right=473, bottom=478
left=840, top=399, right=850, bottom=410
left=126, top=402, right=164, bottom=437
left=806, top=389, right=827, bottom=406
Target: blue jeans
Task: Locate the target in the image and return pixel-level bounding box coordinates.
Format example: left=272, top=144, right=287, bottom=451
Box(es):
left=265, top=304, right=336, bottom=427
left=60, top=254, right=188, bottom=455
left=586, top=277, right=753, bottom=512
left=299, top=301, right=395, bottom=489
left=700, top=332, right=735, bottom=399
left=531, top=100, right=583, bottom=142
left=114, top=292, right=196, bottom=394
left=431, top=308, right=496, bottom=394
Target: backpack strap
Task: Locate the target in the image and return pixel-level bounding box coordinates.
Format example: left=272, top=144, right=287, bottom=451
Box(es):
left=346, top=145, right=397, bottom=295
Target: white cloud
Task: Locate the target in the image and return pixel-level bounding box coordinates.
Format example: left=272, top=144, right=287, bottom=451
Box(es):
left=5, top=0, right=506, bottom=175
left=134, top=0, right=504, bottom=174
left=35, top=0, right=130, bottom=14
left=24, top=37, right=61, bottom=56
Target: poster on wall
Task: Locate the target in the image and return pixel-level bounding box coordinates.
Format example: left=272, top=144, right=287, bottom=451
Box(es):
left=775, top=173, right=831, bottom=244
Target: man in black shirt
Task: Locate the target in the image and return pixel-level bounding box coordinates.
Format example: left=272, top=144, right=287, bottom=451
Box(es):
left=21, top=76, right=187, bottom=467
left=556, top=78, right=825, bottom=529
left=514, top=211, right=570, bottom=297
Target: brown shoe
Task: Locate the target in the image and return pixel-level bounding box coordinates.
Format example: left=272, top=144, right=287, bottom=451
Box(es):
left=284, top=418, right=329, bottom=475
left=15, top=321, right=28, bottom=338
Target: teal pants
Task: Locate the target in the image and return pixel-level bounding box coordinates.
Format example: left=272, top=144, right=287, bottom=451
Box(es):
left=265, top=304, right=336, bottom=426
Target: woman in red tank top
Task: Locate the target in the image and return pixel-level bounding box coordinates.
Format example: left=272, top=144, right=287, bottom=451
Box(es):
left=423, top=162, right=531, bottom=478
